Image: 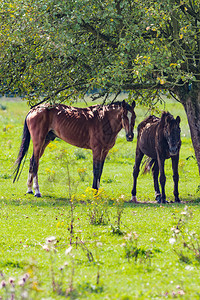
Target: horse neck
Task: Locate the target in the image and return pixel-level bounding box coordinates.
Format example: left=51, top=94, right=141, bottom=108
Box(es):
left=105, top=106, right=122, bottom=133
left=156, top=122, right=167, bottom=145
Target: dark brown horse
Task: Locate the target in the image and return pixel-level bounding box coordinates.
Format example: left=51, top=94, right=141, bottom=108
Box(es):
left=131, top=112, right=181, bottom=203
left=13, top=100, right=136, bottom=197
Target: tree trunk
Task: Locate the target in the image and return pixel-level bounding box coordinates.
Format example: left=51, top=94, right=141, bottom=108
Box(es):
left=176, top=83, right=200, bottom=175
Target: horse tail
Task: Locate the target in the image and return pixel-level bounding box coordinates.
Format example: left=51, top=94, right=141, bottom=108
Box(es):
left=142, top=158, right=155, bottom=174
left=13, top=118, right=30, bottom=182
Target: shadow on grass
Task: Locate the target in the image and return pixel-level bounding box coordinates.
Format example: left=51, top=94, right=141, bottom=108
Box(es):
left=124, top=196, right=200, bottom=208
left=0, top=194, right=72, bottom=208
left=182, top=196, right=200, bottom=205
left=0, top=260, right=26, bottom=269
left=1, top=192, right=200, bottom=208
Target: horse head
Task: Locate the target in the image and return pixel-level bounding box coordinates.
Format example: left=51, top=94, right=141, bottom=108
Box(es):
left=121, top=100, right=136, bottom=141
left=162, top=112, right=181, bottom=156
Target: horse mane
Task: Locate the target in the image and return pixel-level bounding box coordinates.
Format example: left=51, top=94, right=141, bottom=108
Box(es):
left=88, top=101, right=126, bottom=119
left=160, top=111, right=174, bottom=126
left=90, top=101, right=132, bottom=112
left=31, top=101, right=127, bottom=121
left=160, top=111, right=173, bottom=120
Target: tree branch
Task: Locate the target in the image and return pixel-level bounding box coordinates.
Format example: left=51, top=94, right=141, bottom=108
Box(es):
left=30, top=81, right=88, bottom=108
left=80, top=19, right=118, bottom=48
left=175, top=0, right=200, bottom=21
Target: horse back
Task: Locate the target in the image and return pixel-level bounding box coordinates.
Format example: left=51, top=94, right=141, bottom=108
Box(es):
left=26, top=104, right=119, bottom=150
left=26, top=104, right=92, bottom=149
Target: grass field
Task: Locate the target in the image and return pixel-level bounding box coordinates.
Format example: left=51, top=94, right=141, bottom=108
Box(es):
left=0, top=97, right=200, bottom=299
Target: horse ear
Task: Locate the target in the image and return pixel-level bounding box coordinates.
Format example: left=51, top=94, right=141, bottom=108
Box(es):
left=160, top=112, right=167, bottom=125
left=176, top=116, right=181, bottom=124
left=122, top=100, right=126, bottom=108
left=131, top=101, right=136, bottom=109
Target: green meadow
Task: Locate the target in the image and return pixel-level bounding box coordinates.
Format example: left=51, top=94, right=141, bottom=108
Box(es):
left=0, top=97, right=200, bottom=299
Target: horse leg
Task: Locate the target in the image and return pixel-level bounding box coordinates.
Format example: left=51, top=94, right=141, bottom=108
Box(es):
left=27, top=131, right=52, bottom=197
left=92, top=149, right=108, bottom=190
left=27, top=150, right=41, bottom=197
left=158, top=157, right=167, bottom=203
left=152, top=160, right=161, bottom=203
left=26, top=155, right=35, bottom=194
left=92, top=160, right=102, bottom=189
left=131, top=148, right=144, bottom=202
left=171, top=155, right=180, bottom=202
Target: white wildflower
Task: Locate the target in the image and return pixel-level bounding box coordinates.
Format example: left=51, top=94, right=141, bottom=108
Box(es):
left=18, top=279, right=24, bottom=287
left=46, top=236, right=57, bottom=244
left=169, top=238, right=176, bottom=245
left=9, top=277, right=15, bottom=285
left=42, top=245, right=50, bottom=252
left=65, top=246, right=72, bottom=256
left=150, top=237, right=155, bottom=243
left=0, top=280, right=6, bottom=288
left=185, top=265, right=194, bottom=271
left=96, top=242, right=103, bottom=247
left=21, top=290, right=28, bottom=298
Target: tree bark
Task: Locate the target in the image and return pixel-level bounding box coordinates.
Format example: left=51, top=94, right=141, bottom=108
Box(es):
left=176, top=83, right=200, bottom=175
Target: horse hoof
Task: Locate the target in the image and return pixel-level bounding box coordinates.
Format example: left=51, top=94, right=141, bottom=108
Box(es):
left=34, top=193, right=41, bottom=198
left=26, top=191, right=34, bottom=195
left=156, top=197, right=168, bottom=204
left=175, top=198, right=181, bottom=203
left=130, top=196, right=138, bottom=203
left=156, top=194, right=161, bottom=203
left=161, top=200, right=168, bottom=204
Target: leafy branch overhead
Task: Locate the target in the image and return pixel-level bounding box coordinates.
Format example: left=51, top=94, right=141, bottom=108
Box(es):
left=0, top=0, right=199, bottom=104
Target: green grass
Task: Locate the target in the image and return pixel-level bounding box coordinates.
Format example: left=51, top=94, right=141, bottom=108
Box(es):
left=0, top=97, right=200, bottom=299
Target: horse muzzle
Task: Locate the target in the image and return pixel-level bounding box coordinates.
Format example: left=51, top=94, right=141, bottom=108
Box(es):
left=169, top=146, right=179, bottom=156
left=126, top=133, right=134, bottom=141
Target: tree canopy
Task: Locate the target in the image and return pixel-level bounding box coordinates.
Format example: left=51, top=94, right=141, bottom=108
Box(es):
left=1, top=0, right=200, bottom=173
left=0, top=0, right=199, bottom=105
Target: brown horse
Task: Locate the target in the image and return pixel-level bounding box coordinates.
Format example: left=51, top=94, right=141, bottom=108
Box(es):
left=131, top=112, right=181, bottom=203
left=13, top=100, right=136, bottom=197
